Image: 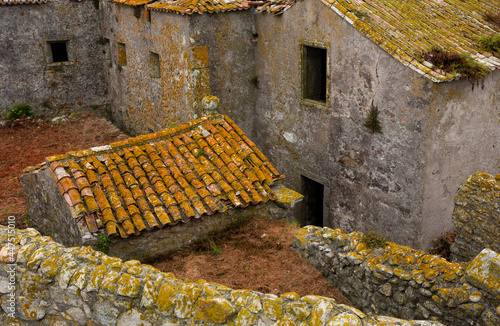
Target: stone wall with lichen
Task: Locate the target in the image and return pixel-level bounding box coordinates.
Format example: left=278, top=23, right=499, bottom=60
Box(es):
left=100, top=5, right=257, bottom=138
left=0, top=225, right=445, bottom=325
left=450, top=171, right=500, bottom=262
left=293, top=225, right=500, bottom=326
left=0, top=0, right=109, bottom=116
left=252, top=0, right=500, bottom=251
left=100, top=3, right=193, bottom=135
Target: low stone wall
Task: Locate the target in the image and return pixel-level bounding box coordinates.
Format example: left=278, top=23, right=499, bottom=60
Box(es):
left=0, top=226, right=444, bottom=326
left=451, top=171, right=500, bottom=262
left=292, top=225, right=500, bottom=326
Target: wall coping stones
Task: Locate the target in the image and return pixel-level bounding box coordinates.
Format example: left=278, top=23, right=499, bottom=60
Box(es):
left=0, top=225, right=445, bottom=325
left=293, top=225, right=500, bottom=326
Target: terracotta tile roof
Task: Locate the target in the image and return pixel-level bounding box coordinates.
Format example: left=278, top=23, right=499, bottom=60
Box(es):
left=324, top=0, right=500, bottom=82
left=146, top=0, right=250, bottom=14
left=112, top=0, right=155, bottom=6
left=0, top=0, right=48, bottom=4
left=30, top=114, right=283, bottom=238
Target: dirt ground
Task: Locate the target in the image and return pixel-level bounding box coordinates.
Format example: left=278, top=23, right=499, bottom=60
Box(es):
left=145, top=216, right=352, bottom=304
left=0, top=113, right=352, bottom=304
left=0, top=113, right=127, bottom=225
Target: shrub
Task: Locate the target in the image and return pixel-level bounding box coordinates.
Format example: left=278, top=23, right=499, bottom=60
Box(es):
left=4, top=103, right=33, bottom=120
left=478, top=34, right=500, bottom=55
left=362, top=231, right=388, bottom=249
left=422, top=47, right=489, bottom=83
left=96, top=232, right=112, bottom=254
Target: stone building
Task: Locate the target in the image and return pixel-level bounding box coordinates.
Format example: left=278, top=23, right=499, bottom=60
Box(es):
left=21, top=104, right=302, bottom=260
left=3, top=0, right=500, bottom=250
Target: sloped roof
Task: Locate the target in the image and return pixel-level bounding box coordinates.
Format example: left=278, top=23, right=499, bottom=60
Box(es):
left=324, top=0, right=500, bottom=82
left=0, top=0, right=48, bottom=4
left=27, top=114, right=283, bottom=238
left=113, top=0, right=294, bottom=16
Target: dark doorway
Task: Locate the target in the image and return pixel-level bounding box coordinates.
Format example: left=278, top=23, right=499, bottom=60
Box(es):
left=49, top=41, right=69, bottom=63
left=301, top=176, right=324, bottom=227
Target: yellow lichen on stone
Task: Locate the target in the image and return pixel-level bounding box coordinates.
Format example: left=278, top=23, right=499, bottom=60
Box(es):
left=326, top=311, right=362, bottom=325
left=193, top=297, right=236, bottom=324
left=231, top=307, right=257, bottom=326
left=262, top=297, right=283, bottom=320
left=87, top=264, right=107, bottom=292
left=273, top=185, right=304, bottom=208
left=157, top=283, right=176, bottom=314
left=116, top=273, right=142, bottom=298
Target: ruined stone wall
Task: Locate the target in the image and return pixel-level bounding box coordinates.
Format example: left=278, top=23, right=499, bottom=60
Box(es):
left=252, top=0, right=500, bottom=250
left=0, top=0, right=109, bottom=116
left=450, top=171, right=500, bottom=262
left=100, top=3, right=193, bottom=135
left=0, top=226, right=444, bottom=326
left=293, top=225, right=500, bottom=326
left=100, top=7, right=258, bottom=138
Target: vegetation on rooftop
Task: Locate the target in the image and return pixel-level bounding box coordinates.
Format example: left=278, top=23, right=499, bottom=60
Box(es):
left=484, top=13, right=500, bottom=28
left=477, top=34, right=500, bottom=56
left=422, top=46, right=490, bottom=84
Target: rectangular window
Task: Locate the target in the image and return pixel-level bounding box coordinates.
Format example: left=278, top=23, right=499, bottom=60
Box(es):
left=117, top=42, right=127, bottom=66
left=302, top=45, right=327, bottom=102
left=49, top=41, right=69, bottom=63
left=148, top=52, right=161, bottom=78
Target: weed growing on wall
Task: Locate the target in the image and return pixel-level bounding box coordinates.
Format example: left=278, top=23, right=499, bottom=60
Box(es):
left=362, top=231, right=388, bottom=249
left=364, top=105, right=382, bottom=134
left=96, top=232, right=112, bottom=254
left=4, top=103, right=33, bottom=120
left=250, top=76, right=260, bottom=89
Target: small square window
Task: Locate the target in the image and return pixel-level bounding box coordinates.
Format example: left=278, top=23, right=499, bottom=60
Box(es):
left=117, top=42, right=127, bottom=66
left=148, top=52, right=161, bottom=78
left=49, top=41, right=69, bottom=63
left=302, top=45, right=327, bottom=102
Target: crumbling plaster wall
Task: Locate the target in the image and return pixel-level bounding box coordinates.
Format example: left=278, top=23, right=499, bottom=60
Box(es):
left=0, top=0, right=109, bottom=115
left=190, top=12, right=258, bottom=139
left=252, top=0, right=500, bottom=250
left=253, top=0, right=429, bottom=249
left=421, top=74, right=500, bottom=249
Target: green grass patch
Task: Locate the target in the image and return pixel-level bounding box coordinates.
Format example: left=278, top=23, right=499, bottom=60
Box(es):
left=4, top=103, right=33, bottom=120
left=362, top=231, right=388, bottom=249
left=478, top=34, right=500, bottom=56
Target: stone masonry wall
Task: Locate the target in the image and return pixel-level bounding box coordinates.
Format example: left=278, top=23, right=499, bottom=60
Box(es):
left=451, top=171, right=500, bottom=262
left=0, top=226, right=444, bottom=326
left=292, top=225, right=500, bottom=326
left=0, top=0, right=109, bottom=116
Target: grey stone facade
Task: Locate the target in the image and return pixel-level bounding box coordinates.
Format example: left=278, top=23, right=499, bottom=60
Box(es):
left=0, top=0, right=109, bottom=116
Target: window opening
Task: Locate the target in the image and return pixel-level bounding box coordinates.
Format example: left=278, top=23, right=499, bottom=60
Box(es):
left=301, top=175, right=324, bottom=227
left=117, top=42, right=127, bottom=66
left=149, top=52, right=161, bottom=78
left=49, top=41, right=69, bottom=63
left=302, top=45, right=327, bottom=102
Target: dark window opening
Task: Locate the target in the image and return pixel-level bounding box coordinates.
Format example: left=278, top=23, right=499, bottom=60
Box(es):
left=301, top=176, right=324, bottom=227
left=117, top=42, right=127, bottom=66
left=49, top=41, right=69, bottom=63
left=148, top=52, right=161, bottom=78
left=302, top=45, right=327, bottom=102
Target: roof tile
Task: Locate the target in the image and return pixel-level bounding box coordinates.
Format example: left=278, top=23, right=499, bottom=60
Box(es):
left=44, top=114, right=283, bottom=238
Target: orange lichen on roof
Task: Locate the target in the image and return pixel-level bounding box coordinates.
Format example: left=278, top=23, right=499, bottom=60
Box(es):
left=40, top=114, right=284, bottom=238
left=0, top=0, right=48, bottom=4
left=324, top=0, right=500, bottom=82
left=146, top=0, right=250, bottom=14
left=113, top=0, right=155, bottom=6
